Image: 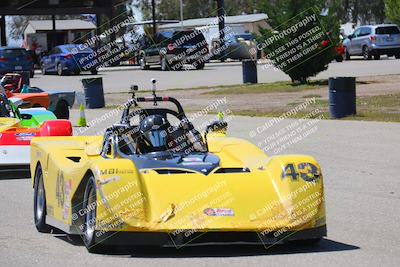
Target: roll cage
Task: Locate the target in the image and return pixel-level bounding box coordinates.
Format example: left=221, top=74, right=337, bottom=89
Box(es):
left=101, top=95, right=205, bottom=157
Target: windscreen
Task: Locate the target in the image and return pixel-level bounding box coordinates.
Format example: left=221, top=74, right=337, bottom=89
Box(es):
left=63, top=45, right=93, bottom=53
left=376, top=26, right=400, bottom=35
left=172, top=31, right=206, bottom=46
left=0, top=49, right=28, bottom=58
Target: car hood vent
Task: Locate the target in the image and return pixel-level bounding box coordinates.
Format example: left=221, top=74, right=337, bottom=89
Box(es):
left=154, top=169, right=196, bottom=175
left=214, top=167, right=250, bottom=174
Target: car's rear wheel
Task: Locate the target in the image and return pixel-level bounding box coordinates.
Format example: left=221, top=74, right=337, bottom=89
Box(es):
left=54, top=100, right=69, bottom=119
left=362, top=46, right=372, bottom=60
left=374, top=54, right=380, bottom=60
left=34, top=165, right=52, bottom=233
left=395, top=54, right=400, bottom=59
left=57, top=63, right=64, bottom=76
left=82, top=176, right=106, bottom=253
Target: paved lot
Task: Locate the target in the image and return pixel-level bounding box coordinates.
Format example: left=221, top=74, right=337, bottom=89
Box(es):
left=0, top=108, right=399, bottom=266
left=30, top=58, right=400, bottom=93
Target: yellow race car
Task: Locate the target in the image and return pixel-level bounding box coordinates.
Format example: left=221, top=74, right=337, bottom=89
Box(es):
left=30, top=89, right=327, bottom=253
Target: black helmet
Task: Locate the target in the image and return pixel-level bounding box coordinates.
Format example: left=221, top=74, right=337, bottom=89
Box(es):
left=139, top=115, right=170, bottom=152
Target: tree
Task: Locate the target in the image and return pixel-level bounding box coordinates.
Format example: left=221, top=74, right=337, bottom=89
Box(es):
left=385, top=0, right=400, bottom=25
left=257, top=1, right=341, bottom=83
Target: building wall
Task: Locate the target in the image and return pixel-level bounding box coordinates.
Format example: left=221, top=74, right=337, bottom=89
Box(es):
left=243, top=20, right=271, bottom=35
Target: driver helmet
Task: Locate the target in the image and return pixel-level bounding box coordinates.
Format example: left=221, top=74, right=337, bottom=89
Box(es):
left=139, top=115, right=170, bottom=152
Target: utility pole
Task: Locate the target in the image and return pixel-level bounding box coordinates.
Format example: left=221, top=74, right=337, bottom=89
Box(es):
left=180, top=0, right=184, bottom=29
left=216, top=0, right=225, bottom=61
left=152, top=0, right=157, bottom=35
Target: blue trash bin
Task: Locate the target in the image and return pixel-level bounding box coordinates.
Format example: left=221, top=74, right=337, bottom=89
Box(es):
left=82, top=78, right=105, bottom=109
left=242, top=60, right=258, bottom=84
left=329, top=77, right=356, bottom=119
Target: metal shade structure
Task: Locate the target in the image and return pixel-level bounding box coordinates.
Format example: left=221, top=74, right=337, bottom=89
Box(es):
left=0, top=0, right=127, bottom=46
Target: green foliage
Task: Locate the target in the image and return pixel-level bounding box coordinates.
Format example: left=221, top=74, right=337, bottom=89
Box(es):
left=257, top=3, right=340, bottom=83
left=385, top=0, right=400, bottom=25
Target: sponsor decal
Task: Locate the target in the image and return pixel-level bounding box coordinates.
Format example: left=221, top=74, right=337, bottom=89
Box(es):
left=15, top=132, right=35, bottom=141
left=47, top=205, right=54, bottom=216
left=56, top=171, right=64, bottom=207
left=203, top=208, right=235, bottom=217
left=98, top=168, right=134, bottom=176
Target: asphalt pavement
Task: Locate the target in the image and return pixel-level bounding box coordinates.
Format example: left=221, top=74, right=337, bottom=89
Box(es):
left=30, top=58, right=400, bottom=93
left=0, top=109, right=399, bottom=267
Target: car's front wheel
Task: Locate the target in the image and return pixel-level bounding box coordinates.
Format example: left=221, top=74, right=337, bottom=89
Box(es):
left=195, top=62, right=205, bottom=70
left=344, top=47, right=351, bottom=60
left=41, top=64, right=47, bottom=75
left=82, top=176, right=106, bottom=253
left=139, top=57, right=149, bottom=70
left=34, top=165, right=52, bottom=233
left=161, top=56, right=170, bottom=71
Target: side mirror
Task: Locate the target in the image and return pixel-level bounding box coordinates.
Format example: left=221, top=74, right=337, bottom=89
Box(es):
left=205, top=121, right=228, bottom=135
left=204, top=120, right=228, bottom=151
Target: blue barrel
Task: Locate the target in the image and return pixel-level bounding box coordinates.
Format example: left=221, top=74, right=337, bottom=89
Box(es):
left=329, top=77, right=356, bottom=119
left=242, top=60, right=258, bottom=84
left=82, top=78, right=105, bottom=109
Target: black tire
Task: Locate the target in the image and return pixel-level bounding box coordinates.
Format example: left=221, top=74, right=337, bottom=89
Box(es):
left=195, top=62, right=205, bottom=70
left=139, top=57, right=149, bottom=70
left=57, top=63, right=64, bottom=76
left=374, top=54, right=380, bottom=60
left=90, top=69, right=98, bottom=75
left=395, top=54, right=400, bottom=59
left=82, top=176, right=107, bottom=253
left=362, top=46, right=372, bottom=60
left=161, top=56, right=171, bottom=71
left=34, top=165, right=52, bottom=233
left=335, top=55, right=343, bottom=62
left=54, top=100, right=70, bottom=119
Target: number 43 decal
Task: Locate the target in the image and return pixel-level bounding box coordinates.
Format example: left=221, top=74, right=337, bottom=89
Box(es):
left=281, top=163, right=321, bottom=182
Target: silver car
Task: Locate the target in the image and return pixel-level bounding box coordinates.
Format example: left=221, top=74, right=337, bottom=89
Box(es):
left=343, top=24, right=400, bottom=60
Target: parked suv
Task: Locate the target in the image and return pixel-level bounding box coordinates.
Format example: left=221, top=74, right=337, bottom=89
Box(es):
left=343, top=24, right=400, bottom=60
left=138, top=30, right=208, bottom=71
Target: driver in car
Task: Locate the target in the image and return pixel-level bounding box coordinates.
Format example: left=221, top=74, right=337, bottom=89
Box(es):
left=137, top=115, right=172, bottom=153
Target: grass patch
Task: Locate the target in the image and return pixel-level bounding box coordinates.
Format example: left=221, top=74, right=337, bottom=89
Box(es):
left=202, top=80, right=327, bottom=95
left=302, top=94, right=322, bottom=98
left=215, top=94, right=400, bottom=122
